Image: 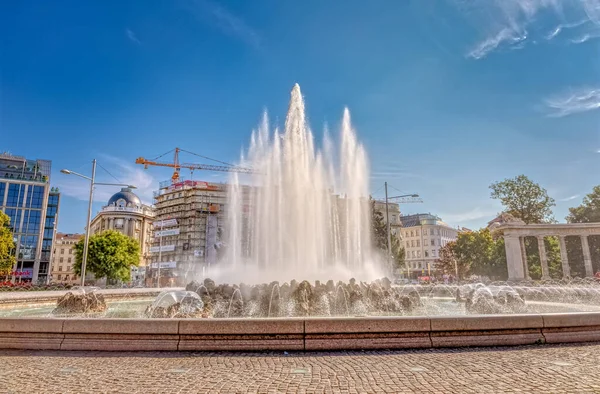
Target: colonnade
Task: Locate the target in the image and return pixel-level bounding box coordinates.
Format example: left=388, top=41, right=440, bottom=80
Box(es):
left=499, top=223, right=600, bottom=281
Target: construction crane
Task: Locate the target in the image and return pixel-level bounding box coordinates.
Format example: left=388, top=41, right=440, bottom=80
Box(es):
left=387, top=193, right=423, bottom=204
left=135, top=147, right=255, bottom=184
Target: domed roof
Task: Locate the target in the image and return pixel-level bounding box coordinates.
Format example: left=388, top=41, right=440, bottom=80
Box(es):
left=107, top=187, right=141, bottom=208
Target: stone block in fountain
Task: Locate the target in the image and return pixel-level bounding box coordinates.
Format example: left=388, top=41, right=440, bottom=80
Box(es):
left=145, top=291, right=205, bottom=318
left=53, top=291, right=107, bottom=315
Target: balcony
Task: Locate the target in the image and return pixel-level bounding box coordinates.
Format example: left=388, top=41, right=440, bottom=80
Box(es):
left=101, top=206, right=155, bottom=216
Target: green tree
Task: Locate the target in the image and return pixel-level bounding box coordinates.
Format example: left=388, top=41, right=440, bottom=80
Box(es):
left=566, top=185, right=600, bottom=275
left=490, top=175, right=555, bottom=224
left=525, top=237, right=563, bottom=280
left=566, top=185, right=600, bottom=223
left=435, top=241, right=469, bottom=279
left=74, top=230, right=140, bottom=283
left=0, top=212, right=16, bottom=277
left=370, top=198, right=405, bottom=274
left=370, top=198, right=387, bottom=251
left=437, top=229, right=508, bottom=280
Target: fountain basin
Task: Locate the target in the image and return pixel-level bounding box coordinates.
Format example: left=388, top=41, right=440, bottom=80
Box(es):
left=1, top=312, right=599, bottom=351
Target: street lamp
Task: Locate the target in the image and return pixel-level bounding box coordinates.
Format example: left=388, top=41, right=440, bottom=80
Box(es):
left=61, top=159, right=136, bottom=286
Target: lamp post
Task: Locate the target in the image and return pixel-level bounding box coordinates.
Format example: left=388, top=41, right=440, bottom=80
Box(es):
left=384, top=190, right=419, bottom=278
left=61, top=159, right=136, bottom=286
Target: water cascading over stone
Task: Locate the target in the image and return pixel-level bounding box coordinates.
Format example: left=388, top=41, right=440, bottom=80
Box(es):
left=223, top=84, right=380, bottom=283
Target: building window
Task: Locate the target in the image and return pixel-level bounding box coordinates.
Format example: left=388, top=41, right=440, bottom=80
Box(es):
left=67, top=257, right=71, bottom=263
left=59, top=257, right=63, bottom=263
left=60, top=249, right=64, bottom=254
left=430, top=228, right=434, bottom=235
left=425, top=251, right=429, bottom=257
left=417, top=250, right=421, bottom=258
left=416, top=240, right=420, bottom=247
left=411, top=251, right=415, bottom=258
left=431, top=239, right=435, bottom=246
left=69, top=249, right=73, bottom=254
left=410, top=231, right=414, bottom=237
left=411, top=240, right=414, bottom=247
left=58, top=274, right=62, bottom=280
left=416, top=229, right=420, bottom=236
left=432, top=250, right=436, bottom=257
left=59, top=266, right=63, bottom=271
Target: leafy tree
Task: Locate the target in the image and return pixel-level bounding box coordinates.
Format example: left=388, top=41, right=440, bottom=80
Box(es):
left=370, top=198, right=405, bottom=274
left=566, top=185, right=600, bottom=223
left=0, top=212, right=16, bottom=277
left=435, top=241, right=468, bottom=279
left=490, top=175, right=555, bottom=224
left=74, top=230, right=140, bottom=283
left=436, top=229, right=508, bottom=280
left=525, top=237, right=563, bottom=280
left=566, top=186, right=600, bottom=274
left=370, top=198, right=387, bottom=251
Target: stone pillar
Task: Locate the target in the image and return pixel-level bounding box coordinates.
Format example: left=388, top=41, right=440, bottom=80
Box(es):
left=519, top=237, right=531, bottom=280
left=505, top=235, right=525, bottom=281
left=558, top=235, right=570, bottom=279
left=581, top=235, right=593, bottom=277
left=537, top=236, right=550, bottom=280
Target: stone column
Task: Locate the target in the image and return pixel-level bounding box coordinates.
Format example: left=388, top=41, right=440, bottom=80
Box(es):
left=519, top=237, right=531, bottom=280
left=505, top=235, right=525, bottom=281
left=558, top=235, right=570, bottom=279
left=581, top=235, right=593, bottom=277
left=537, top=236, right=550, bottom=280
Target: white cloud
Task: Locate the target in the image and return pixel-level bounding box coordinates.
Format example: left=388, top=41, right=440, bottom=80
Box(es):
left=467, top=28, right=528, bottom=59
left=125, top=29, right=141, bottom=44
left=186, top=0, right=261, bottom=48
left=559, top=194, right=581, bottom=201
left=438, top=207, right=498, bottom=224
left=54, top=155, right=157, bottom=206
left=544, top=87, right=600, bottom=117
left=457, top=0, right=600, bottom=59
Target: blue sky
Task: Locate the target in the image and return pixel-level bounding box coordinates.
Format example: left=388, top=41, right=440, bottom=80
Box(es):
left=1, top=0, right=599, bottom=233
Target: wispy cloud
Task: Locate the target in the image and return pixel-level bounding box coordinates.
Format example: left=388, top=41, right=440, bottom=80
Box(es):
left=55, top=155, right=157, bottom=205
left=458, top=0, right=600, bottom=59
left=438, top=207, right=499, bottom=225
left=125, top=28, right=141, bottom=44
left=185, top=0, right=261, bottom=48
left=559, top=194, right=581, bottom=201
left=467, top=28, right=528, bottom=60
left=544, top=87, right=600, bottom=117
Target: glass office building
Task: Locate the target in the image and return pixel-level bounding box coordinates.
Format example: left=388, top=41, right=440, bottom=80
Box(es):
left=0, top=152, right=60, bottom=283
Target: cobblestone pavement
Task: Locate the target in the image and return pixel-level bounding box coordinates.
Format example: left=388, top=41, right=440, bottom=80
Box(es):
left=2, top=343, right=600, bottom=393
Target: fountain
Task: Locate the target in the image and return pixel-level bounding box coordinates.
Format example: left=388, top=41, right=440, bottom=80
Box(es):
left=1, top=84, right=600, bottom=352
left=219, top=83, right=380, bottom=284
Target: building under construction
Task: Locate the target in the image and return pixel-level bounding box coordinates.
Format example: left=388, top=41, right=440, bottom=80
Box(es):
left=135, top=148, right=255, bottom=286
left=148, top=179, right=228, bottom=287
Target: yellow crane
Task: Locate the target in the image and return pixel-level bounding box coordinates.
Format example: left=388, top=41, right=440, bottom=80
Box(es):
left=135, top=147, right=255, bottom=184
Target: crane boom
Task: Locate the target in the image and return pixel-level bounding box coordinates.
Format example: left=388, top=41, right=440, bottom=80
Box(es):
left=135, top=147, right=255, bottom=184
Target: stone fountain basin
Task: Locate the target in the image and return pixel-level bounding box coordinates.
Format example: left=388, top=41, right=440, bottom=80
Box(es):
left=1, top=312, right=599, bottom=351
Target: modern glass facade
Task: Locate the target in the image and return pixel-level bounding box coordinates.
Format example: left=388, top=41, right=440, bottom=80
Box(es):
left=0, top=153, right=60, bottom=283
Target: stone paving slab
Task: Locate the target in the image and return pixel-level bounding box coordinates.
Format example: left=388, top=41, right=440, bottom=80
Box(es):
left=1, top=343, right=600, bottom=393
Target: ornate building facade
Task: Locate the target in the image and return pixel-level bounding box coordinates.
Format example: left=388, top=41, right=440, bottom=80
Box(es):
left=90, top=188, right=155, bottom=268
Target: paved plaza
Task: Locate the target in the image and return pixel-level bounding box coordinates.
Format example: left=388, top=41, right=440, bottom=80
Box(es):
left=1, top=343, right=600, bottom=393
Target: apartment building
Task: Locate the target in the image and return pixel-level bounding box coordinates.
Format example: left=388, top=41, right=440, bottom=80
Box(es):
left=400, top=213, right=458, bottom=278
left=50, top=233, right=83, bottom=284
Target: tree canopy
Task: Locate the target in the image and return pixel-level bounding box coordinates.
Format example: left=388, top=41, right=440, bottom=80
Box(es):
left=74, top=230, right=140, bottom=282
left=490, top=175, right=555, bottom=224
left=435, top=229, right=507, bottom=280
left=0, top=211, right=16, bottom=275
left=370, top=199, right=405, bottom=274
left=566, top=185, right=600, bottom=223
